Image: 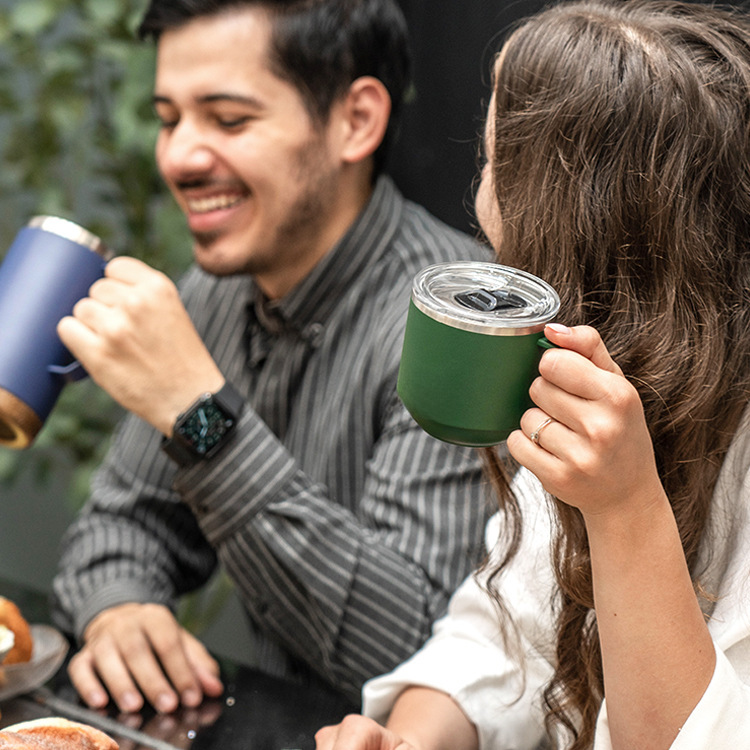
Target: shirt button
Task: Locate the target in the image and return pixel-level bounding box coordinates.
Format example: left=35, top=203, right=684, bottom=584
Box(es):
left=304, top=322, right=324, bottom=347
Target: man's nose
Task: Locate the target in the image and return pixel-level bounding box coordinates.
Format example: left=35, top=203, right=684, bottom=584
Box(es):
left=157, top=121, right=215, bottom=178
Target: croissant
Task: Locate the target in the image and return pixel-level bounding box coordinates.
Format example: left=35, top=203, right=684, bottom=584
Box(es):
left=0, top=598, right=32, bottom=665
left=0, top=718, right=118, bottom=749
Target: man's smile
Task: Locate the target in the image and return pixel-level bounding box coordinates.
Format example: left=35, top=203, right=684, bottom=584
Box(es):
left=186, top=193, right=246, bottom=213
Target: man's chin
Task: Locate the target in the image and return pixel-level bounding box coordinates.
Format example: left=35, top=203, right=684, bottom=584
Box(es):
left=192, top=229, right=222, bottom=251
left=194, top=255, right=245, bottom=278
left=192, top=240, right=257, bottom=278
left=192, top=233, right=234, bottom=276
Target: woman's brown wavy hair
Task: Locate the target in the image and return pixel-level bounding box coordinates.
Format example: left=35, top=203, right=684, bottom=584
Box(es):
left=479, top=1, right=750, bottom=746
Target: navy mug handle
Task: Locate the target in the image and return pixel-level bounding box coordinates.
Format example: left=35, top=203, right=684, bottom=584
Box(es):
left=0, top=216, right=112, bottom=448
left=47, top=361, right=88, bottom=383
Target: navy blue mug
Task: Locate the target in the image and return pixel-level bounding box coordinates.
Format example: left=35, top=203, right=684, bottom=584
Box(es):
left=0, top=216, right=113, bottom=448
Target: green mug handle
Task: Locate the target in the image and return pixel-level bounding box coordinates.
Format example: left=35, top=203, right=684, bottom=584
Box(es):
left=537, top=336, right=560, bottom=350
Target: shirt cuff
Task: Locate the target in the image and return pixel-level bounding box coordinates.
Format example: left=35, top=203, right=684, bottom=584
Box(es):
left=174, top=411, right=297, bottom=544
left=68, top=581, right=174, bottom=642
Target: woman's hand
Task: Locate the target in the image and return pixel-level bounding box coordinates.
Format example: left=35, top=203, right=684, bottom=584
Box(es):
left=315, top=688, right=477, bottom=750
left=509, top=324, right=715, bottom=748
left=507, top=323, right=665, bottom=521
left=315, top=715, right=417, bottom=750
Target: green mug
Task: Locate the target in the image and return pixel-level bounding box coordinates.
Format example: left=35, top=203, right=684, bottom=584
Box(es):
left=397, top=261, right=560, bottom=447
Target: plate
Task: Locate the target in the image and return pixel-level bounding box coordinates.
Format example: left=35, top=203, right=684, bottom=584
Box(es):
left=0, top=625, right=69, bottom=701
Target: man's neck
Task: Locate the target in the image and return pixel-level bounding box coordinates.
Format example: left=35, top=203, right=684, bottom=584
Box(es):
left=256, top=168, right=376, bottom=300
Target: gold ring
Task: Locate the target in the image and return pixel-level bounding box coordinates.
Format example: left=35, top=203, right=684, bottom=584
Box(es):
left=530, top=417, right=554, bottom=445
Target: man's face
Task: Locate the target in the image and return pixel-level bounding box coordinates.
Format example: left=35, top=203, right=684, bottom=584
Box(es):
left=153, top=8, right=347, bottom=298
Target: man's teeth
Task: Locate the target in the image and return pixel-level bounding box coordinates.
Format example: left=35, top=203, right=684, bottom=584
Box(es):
left=188, top=195, right=243, bottom=213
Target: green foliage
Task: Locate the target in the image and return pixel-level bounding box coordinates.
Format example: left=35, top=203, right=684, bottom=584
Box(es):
left=0, top=0, right=192, bottom=511
left=177, top=568, right=235, bottom=637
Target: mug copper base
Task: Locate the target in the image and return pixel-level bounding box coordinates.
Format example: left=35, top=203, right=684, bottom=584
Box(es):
left=0, top=388, right=43, bottom=449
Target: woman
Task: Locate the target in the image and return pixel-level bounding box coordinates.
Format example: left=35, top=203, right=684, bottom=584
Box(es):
left=315, top=1, right=750, bottom=748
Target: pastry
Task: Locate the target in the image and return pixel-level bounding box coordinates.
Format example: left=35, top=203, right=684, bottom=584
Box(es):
left=0, top=717, right=118, bottom=749
left=0, top=598, right=32, bottom=665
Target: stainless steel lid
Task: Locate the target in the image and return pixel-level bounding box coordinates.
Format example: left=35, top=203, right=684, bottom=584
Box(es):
left=27, top=216, right=114, bottom=260
left=411, top=261, right=560, bottom=335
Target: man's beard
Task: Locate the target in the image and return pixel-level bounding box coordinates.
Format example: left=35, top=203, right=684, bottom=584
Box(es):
left=190, top=135, right=339, bottom=279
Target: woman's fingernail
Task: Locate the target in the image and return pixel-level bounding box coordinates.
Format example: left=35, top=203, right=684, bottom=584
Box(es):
left=547, top=323, right=571, bottom=334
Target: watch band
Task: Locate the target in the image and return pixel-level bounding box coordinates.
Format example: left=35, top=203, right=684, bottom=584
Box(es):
left=211, top=380, right=245, bottom=417
left=161, top=381, right=244, bottom=467
left=162, top=430, right=201, bottom=467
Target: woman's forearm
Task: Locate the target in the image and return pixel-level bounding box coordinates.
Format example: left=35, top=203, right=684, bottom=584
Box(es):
left=585, top=492, right=716, bottom=750
left=386, top=687, right=479, bottom=750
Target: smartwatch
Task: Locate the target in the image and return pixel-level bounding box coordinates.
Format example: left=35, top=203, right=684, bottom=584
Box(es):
left=161, top=381, right=244, bottom=467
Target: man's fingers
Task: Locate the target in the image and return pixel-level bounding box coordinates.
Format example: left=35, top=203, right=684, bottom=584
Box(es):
left=119, top=636, right=181, bottom=713
left=67, top=649, right=110, bottom=710
left=147, top=628, right=208, bottom=709
left=181, top=631, right=224, bottom=699
left=70, top=640, right=146, bottom=714
left=56, top=314, right=99, bottom=357
left=104, top=256, right=159, bottom=283
left=78, top=604, right=218, bottom=713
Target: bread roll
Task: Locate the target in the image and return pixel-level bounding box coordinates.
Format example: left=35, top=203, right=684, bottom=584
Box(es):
left=0, top=718, right=118, bottom=749
left=0, top=598, right=32, bottom=665
left=0, top=626, right=14, bottom=663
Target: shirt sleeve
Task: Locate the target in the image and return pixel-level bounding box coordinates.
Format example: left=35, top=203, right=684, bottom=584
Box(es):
left=52, top=258, right=488, bottom=703
left=172, top=391, right=487, bottom=702
left=50, top=267, right=234, bottom=639
left=362, top=488, right=558, bottom=749
left=671, top=646, right=750, bottom=748
left=51, top=414, right=219, bottom=638
left=593, top=415, right=750, bottom=748
left=363, top=568, right=552, bottom=750
left=593, top=645, right=750, bottom=749
left=362, top=423, right=750, bottom=747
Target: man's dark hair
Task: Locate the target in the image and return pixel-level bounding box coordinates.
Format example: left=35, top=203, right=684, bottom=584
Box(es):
left=138, top=0, right=412, bottom=174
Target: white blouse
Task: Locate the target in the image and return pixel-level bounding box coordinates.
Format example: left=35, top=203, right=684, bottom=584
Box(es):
left=364, top=411, right=750, bottom=749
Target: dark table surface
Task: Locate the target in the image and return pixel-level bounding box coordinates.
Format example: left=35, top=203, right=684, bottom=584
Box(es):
left=0, top=578, right=358, bottom=750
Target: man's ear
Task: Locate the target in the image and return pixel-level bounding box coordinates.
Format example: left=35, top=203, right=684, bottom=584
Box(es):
left=338, top=76, right=391, bottom=164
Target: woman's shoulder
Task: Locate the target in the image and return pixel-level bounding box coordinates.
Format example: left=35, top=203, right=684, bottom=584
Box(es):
left=716, top=405, right=750, bottom=492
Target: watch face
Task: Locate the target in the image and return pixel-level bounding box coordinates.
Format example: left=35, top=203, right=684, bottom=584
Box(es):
left=176, top=397, right=235, bottom=456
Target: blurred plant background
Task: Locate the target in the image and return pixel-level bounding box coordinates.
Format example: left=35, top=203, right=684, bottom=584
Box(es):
left=0, top=0, right=245, bottom=650
left=0, top=0, right=191, bottom=506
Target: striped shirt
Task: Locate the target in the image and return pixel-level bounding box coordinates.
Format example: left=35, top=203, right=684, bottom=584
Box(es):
left=51, top=176, right=493, bottom=702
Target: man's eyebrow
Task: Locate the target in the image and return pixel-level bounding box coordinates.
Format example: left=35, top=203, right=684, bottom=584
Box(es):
left=151, top=93, right=265, bottom=108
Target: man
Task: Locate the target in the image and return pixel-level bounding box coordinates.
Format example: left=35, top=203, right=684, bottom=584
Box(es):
left=51, top=0, right=489, bottom=715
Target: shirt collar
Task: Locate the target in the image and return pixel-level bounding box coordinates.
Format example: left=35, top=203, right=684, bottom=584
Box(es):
left=249, top=175, right=404, bottom=336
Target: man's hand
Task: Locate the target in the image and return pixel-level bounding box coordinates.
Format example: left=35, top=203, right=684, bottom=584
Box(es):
left=69, top=603, right=223, bottom=714
left=57, top=257, right=225, bottom=436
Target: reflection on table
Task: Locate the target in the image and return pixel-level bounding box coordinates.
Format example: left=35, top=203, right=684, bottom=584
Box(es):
left=0, top=578, right=358, bottom=750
